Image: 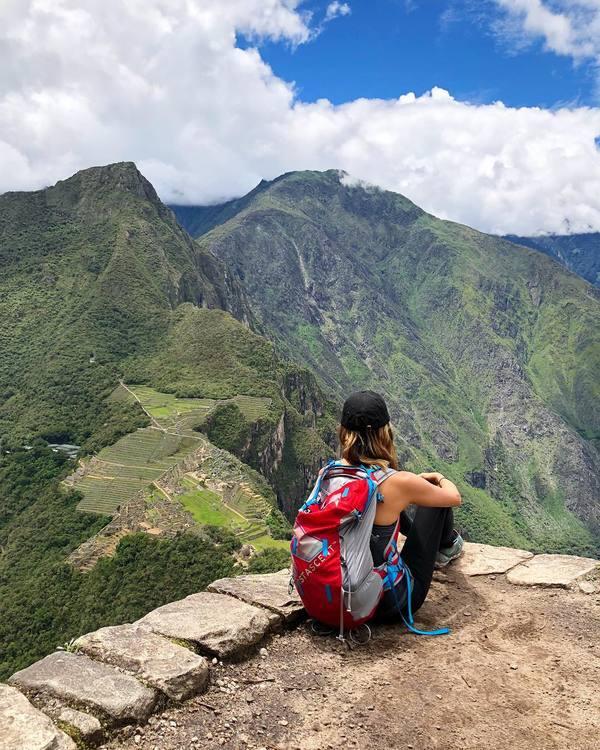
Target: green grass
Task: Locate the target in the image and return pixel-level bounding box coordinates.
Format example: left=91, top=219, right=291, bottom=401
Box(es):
left=176, top=475, right=287, bottom=548
left=130, top=385, right=216, bottom=423
left=178, top=480, right=244, bottom=530
left=249, top=534, right=290, bottom=551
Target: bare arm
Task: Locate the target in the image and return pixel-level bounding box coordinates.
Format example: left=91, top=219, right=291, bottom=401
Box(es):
left=394, top=470, right=462, bottom=509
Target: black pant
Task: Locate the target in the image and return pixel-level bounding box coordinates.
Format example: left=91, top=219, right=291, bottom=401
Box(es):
left=399, top=506, right=455, bottom=612
left=374, top=505, right=455, bottom=620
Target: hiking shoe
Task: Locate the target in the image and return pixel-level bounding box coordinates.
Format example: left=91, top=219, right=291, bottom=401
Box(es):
left=435, top=532, right=464, bottom=569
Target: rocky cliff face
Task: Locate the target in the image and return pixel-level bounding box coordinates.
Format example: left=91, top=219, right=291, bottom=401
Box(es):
left=176, top=170, right=600, bottom=554
left=2, top=546, right=598, bottom=750
left=505, top=231, right=600, bottom=288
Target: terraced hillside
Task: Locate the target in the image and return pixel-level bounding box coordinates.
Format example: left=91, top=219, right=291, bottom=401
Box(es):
left=70, top=428, right=200, bottom=514
left=129, top=384, right=272, bottom=435
left=66, top=424, right=291, bottom=572
left=67, top=384, right=274, bottom=516
left=178, top=474, right=288, bottom=550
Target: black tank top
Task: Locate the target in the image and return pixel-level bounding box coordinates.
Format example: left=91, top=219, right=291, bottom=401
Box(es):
left=369, top=520, right=397, bottom=566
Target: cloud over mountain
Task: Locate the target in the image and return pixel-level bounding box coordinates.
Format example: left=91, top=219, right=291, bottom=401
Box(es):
left=1, top=0, right=600, bottom=234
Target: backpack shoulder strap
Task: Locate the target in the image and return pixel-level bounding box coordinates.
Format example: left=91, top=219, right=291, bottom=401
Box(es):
left=370, top=465, right=398, bottom=486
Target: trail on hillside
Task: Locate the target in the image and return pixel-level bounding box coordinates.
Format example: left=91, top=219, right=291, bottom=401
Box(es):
left=104, top=568, right=600, bottom=750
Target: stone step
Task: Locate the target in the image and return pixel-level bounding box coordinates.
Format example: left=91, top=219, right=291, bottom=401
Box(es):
left=8, top=651, right=158, bottom=727
left=208, top=568, right=304, bottom=624
left=507, top=553, right=600, bottom=588
left=75, top=624, right=210, bottom=702
left=0, top=684, right=76, bottom=750
left=135, top=591, right=272, bottom=659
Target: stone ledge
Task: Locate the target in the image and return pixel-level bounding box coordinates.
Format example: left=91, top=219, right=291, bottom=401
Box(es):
left=207, top=568, right=305, bottom=624
left=3, top=546, right=599, bottom=750
left=507, top=553, right=600, bottom=588
left=75, top=624, right=209, bottom=702
left=0, top=683, right=77, bottom=750
left=454, top=542, right=533, bottom=576
left=8, top=651, right=158, bottom=727
left=135, top=591, right=272, bottom=659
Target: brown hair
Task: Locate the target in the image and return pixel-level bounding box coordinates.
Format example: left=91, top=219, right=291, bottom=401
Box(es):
left=336, top=422, right=399, bottom=470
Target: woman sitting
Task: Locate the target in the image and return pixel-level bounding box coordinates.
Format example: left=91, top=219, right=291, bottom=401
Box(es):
left=337, top=389, right=464, bottom=622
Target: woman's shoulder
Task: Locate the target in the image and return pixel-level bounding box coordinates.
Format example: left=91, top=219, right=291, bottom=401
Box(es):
left=379, top=469, right=418, bottom=485
left=372, top=463, right=415, bottom=477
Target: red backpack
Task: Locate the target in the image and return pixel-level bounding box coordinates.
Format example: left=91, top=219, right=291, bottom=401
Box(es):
left=289, top=458, right=450, bottom=640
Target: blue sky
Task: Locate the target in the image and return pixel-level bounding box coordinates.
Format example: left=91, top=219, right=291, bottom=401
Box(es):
left=2, top=0, right=600, bottom=234
left=251, top=0, right=596, bottom=108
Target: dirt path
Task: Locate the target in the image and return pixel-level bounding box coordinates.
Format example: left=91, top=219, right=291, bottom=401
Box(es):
left=119, top=381, right=163, bottom=430
left=103, top=568, right=600, bottom=750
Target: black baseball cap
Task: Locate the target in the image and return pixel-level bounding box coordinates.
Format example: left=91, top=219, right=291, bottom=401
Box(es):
left=340, top=390, right=390, bottom=431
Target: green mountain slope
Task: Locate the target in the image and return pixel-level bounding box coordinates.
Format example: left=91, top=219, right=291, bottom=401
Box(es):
left=175, top=170, right=600, bottom=554
left=0, top=163, right=336, bottom=678
left=504, top=233, right=600, bottom=288
left=0, top=162, right=248, bottom=448
left=0, top=163, right=334, bottom=483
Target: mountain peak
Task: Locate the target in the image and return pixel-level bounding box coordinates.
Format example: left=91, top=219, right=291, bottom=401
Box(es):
left=266, top=167, right=347, bottom=188
left=52, top=161, right=161, bottom=206
left=249, top=168, right=423, bottom=215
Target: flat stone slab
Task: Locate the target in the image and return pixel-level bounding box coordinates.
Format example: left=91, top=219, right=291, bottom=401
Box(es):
left=56, top=707, right=103, bottom=744
left=454, top=542, right=533, bottom=576
left=0, top=683, right=76, bottom=750
left=507, top=553, right=600, bottom=588
left=578, top=579, right=599, bottom=594
left=75, top=624, right=209, bottom=701
left=8, top=651, right=158, bottom=726
left=207, top=568, right=304, bottom=623
left=136, top=591, right=271, bottom=659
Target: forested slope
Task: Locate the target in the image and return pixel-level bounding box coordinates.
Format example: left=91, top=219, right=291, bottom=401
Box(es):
left=0, top=164, right=336, bottom=678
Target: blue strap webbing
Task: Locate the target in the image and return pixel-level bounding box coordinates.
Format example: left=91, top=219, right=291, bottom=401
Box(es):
left=300, top=459, right=378, bottom=511
left=386, top=557, right=450, bottom=637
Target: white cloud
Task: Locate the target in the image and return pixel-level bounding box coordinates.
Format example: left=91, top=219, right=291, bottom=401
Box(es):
left=1, top=0, right=600, bottom=235
left=325, top=2, right=352, bottom=22
left=491, top=1, right=600, bottom=62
